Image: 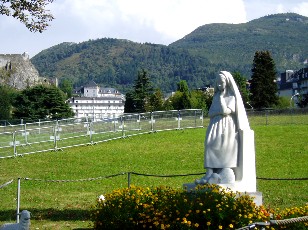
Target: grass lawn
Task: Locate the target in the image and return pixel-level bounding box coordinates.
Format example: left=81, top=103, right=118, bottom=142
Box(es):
left=0, top=125, right=307, bottom=229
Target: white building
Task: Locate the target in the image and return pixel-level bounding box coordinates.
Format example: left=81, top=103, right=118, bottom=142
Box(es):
left=279, top=68, right=308, bottom=97
left=68, top=80, right=125, bottom=119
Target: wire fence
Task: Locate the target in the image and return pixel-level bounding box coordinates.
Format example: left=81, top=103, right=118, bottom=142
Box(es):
left=0, top=109, right=204, bottom=159
left=2, top=173, right=307, bottom=229
left=1, top=108, right=308, bottom=159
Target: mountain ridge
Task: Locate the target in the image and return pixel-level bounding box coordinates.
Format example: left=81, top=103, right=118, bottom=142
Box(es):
left=31, top=13, right=308, bottom=93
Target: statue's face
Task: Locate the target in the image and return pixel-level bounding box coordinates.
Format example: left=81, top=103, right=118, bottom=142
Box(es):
left=217, top=75, right=226, bottom=92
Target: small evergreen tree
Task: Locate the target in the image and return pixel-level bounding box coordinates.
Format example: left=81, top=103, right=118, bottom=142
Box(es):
left=124, top=91, right=135, bottom=113
left=250, top=51, right=279, bottom=109
left=124, top=69, right=153, bottom=113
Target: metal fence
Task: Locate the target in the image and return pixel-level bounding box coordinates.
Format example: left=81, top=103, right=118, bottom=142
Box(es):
left=1, top=108, right=308, bottom=159
left=0, top=109, right=204, bottom=159
left=246, top=108, right=308, bottom=126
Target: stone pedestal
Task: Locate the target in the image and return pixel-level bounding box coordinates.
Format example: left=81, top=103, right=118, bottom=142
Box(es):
left=183, top=182, right=263, bottom=206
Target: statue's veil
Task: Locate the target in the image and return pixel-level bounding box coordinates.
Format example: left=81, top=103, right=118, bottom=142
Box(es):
left=220, top=71, right=250, bottom=131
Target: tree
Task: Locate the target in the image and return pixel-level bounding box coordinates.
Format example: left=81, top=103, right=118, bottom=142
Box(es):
left=148, top=89, right=164, bottom=112
left=0, top=85, right=17, bottom=120
left=124, top=69, right=153, bottom=113
left=190, top=90, right=212, bottom=113
left=12, top=84, right=74, bottom=120
left=0, top=0, right=54, bottom=32
left=250, top=51, right=279, bottom=109
left=175, top=80, right=192, bottom=110
left=124, top=91, right=135, bottom=113
left=232, top=72, right=250, bottom=108
left=165, top=80, right=193, bottom=110
left=59, top=79, right=73, bottom=99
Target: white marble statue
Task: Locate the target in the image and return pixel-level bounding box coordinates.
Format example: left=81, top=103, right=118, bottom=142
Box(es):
left=195, top=71, right=255, bottom=190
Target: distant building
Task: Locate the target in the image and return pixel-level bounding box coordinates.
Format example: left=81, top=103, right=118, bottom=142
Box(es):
left=68, top=80, right=125, bottom=119
left=278, top=68, right=308, bottom=97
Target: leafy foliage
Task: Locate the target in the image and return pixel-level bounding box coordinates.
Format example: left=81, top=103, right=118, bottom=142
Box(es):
left=12, top=84, right=74, bottom=120
left=0, top=84, right=17, bottom=119
left=0, top=0, right=54, bottom=32
left=250, top=51, right=279, bottom=109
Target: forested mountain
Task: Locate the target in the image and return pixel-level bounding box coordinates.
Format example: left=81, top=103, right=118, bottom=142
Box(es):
left=31, top=40, right=211, bottom=92
left=31, top=13, right=308, bottom=93
left=170, top=13, right=308, bottom=77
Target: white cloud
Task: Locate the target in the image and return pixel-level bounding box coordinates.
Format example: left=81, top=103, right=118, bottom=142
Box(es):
left=292, top=2, right=308, bottom=17
left=1, top=0, right=307, bottom=57
left=50, top=0, right=247, bottom=43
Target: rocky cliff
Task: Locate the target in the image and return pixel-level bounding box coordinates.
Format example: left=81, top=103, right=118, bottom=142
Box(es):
left=0, top=52, right=43, bottom=89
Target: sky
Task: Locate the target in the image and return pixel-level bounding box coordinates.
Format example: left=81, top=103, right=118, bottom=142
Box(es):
left=0, top=0, right=308, bottom=57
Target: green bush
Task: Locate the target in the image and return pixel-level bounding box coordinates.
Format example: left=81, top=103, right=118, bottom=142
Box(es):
left=92, top=184, right=308, bottom=229
left=92, top=184, right=271, bottom=229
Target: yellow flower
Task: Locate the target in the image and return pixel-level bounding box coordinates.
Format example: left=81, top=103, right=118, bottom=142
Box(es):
left=219, top=225, right=223, bottom=229
left=229, top=224, right=234, bottom=228
left=194, top=223, right=199, bottom=227
left=207, top=221, right=211, bottom=226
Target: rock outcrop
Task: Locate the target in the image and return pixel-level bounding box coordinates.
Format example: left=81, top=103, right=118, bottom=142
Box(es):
left=0, top=52, right=42, bottom=89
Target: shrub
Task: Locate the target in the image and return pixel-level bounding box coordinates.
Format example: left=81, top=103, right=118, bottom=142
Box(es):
left=92, top=184, right=271, bottom=229
left=92, top=185, right=308, bottom=229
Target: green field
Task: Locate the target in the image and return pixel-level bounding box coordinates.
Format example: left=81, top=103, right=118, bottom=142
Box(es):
left=0, top=124, right=307, bottom=229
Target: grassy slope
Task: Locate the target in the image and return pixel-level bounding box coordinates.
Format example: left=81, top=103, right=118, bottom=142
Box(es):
left=0, top=125, right=307, bottom=229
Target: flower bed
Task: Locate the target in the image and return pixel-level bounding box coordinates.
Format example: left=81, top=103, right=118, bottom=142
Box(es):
left=92, top=184, right=308, bottom=229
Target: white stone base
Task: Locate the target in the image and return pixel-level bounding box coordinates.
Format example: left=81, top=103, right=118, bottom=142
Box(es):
left=183, top=182, right=263, bottom=206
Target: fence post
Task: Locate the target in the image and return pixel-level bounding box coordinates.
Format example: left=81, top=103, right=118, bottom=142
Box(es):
left=151, top=112, right=154, bottom=132
left=194, top=110, right=197, bottom=128
left=113, top=114, right=116, bottom=132
left=127, top=172, right=131, bottom=188
left=53, top=123, right=58, bottom=150
left=38, top=119, right=41, bottom=134
left=23, top=124, right=28, bottom=145
left=138, top=114, right=141, bottom=131
left=16, top=178, right=21, bottom=223
left=121, top=116, right=125, bottom=137
left=13, top=131, right=17, bottom=157
left=178, top=110, right=181, bottom=129
left=89, top=121, right=93, bottom=144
